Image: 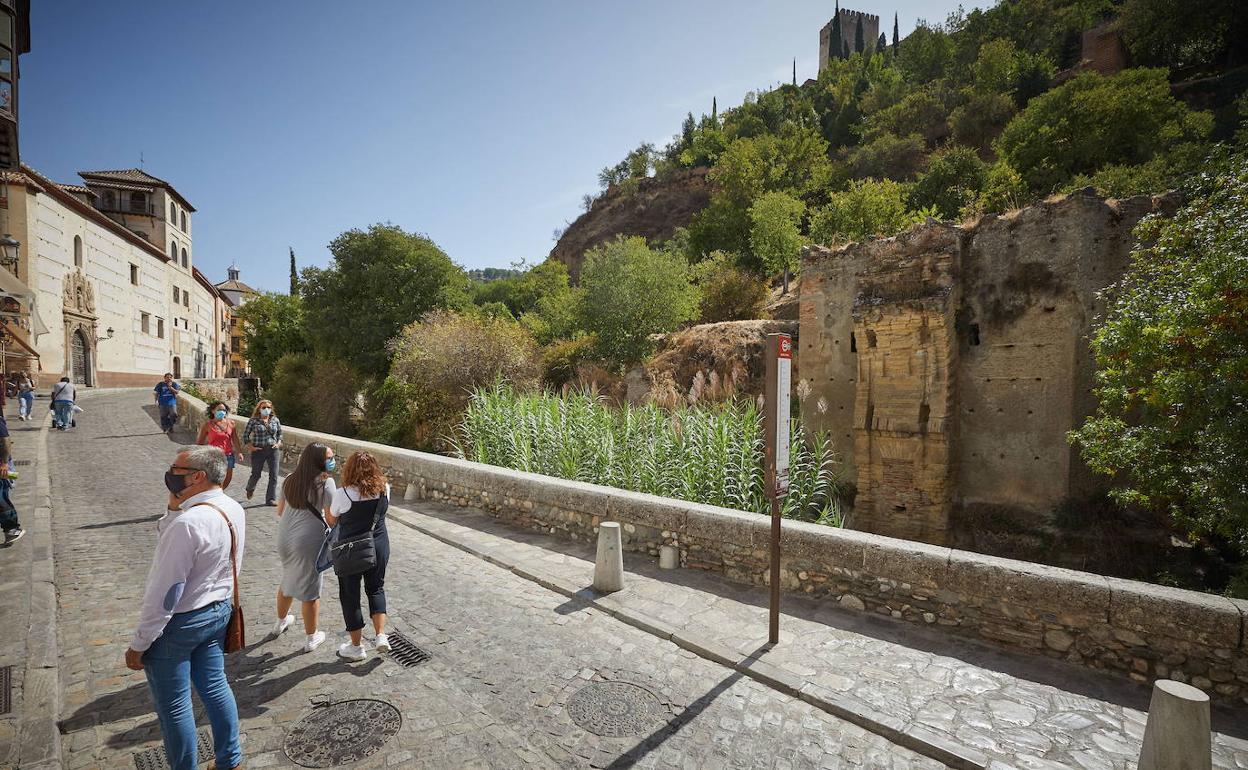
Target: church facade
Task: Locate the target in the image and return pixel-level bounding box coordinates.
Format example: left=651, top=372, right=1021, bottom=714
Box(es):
left=0, top=165, right=232, bottom=387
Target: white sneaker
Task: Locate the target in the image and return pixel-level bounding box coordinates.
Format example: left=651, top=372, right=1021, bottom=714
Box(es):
left=271, top=614, right=295, bottom=637
left=337, top=642, right=367, bottom=661
left=4, top=528, right=23, bottom=543
left=375, top=633, right=390, bottom=652
left=303, top=630, right=326, bottom=652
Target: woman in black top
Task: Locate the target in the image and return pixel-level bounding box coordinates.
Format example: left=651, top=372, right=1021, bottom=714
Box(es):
left=326, top=451, right=391, bottom=661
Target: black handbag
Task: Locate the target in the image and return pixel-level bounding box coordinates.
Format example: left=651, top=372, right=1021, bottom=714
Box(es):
left=329, top=495, right=385, bottom=576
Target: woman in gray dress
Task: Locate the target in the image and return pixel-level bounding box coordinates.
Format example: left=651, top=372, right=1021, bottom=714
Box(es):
left=272, top=442, right=337, bottom=652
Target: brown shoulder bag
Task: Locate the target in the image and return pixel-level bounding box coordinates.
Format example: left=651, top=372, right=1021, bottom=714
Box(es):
left=203, top=503, right=246, bottom=653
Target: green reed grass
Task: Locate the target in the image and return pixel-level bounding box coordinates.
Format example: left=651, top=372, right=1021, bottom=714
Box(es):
left=452, top=382, right=843, bottom=525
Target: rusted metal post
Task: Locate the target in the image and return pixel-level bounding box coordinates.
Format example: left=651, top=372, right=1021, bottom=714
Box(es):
left=763, top=333, right=792, bottom=645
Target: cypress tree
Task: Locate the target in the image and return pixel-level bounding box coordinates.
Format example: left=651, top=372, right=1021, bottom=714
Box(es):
left=877, top=32, right=887, bottom=53
left=854, top=15, right=865, bottom=54
left=893, top=13, right=900, bottom=55
left=711, top=96, right=717, bottom=123
left=843, top=39, right=851, bottom=59
left=792, top=58, right=797, bottom=85
left=289, top=247, right=298, bottom=296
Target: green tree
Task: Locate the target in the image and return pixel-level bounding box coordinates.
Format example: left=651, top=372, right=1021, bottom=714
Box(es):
left=268, top=352, right=315, bottom=428
left=289, top=248, right=298, bottom=296
left=1120, top=0, right=1245, bottom=71
left=847, top=132, right=926, bottom=180
left=690, top=251, right=771, bottom=323
left=749, top=192, right=805, bottom=294
left=949, top=92, right=1017, bottom=153
left=854, top=15, right=865, bottom=54
left=1070, top=151, right=1248, bottom=558
left=810, top=179, right=916, bottom=244
left=235, top=292, right=309, bottom=385
left=911, top=146, right=987, bottom=220
left=896, top=22, right=955, bottom=83
left=576, top=236, right=699, bottom=367
left=995, top=69, right=1213, bottom=193
left=300, top=224, right=471, bottom=376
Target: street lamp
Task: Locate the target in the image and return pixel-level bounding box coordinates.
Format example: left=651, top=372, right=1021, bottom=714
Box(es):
left=96, top=327, right=114, bottom=343
left=0, top=233, right=18, bottom=270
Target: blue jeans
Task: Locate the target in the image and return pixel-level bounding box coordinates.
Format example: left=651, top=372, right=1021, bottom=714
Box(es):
left=17, top=392, right=32, bottom=418
left=52, top=400, right=73, bottom=428
left=0, top=479, right=17, bottom=531
left=142, top=600, right=242, bottom=770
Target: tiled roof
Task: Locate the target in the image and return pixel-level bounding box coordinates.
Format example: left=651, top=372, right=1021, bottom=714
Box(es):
left=78, top=167, right=196, bottom=211
left=57, top=183, right=97, bottom=197
left=214, top=278, right=259, bottom=295
left=0, top=169, right=44, bottom=192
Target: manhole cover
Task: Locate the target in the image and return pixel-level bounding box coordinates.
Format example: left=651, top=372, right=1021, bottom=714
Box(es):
left=133, top=729, right=211, bottom=769
left=567, top=681, right=661, bottom=737
left=284, top=699, right=402, bottom=767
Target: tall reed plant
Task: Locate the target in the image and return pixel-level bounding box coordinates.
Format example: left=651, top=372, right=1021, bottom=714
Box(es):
left=452, top=382, right=843, bottom=525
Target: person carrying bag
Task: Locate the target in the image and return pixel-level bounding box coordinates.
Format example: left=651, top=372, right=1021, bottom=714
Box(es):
left=325, top=451, right=392, bottom=662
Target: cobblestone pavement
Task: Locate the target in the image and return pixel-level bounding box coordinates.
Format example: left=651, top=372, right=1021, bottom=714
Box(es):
left=386, top=503, right=1248, bottom=770
left=0, top=404, right=53, bottom=768
left=47, top=389, right=941, bottom=769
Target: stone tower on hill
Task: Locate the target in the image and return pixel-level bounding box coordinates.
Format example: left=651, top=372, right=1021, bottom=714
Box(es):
left=819, top=8, right=882, bottom=71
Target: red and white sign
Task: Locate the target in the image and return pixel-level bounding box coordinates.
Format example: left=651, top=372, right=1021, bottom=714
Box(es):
left=774, top=334, right=791, bottom=496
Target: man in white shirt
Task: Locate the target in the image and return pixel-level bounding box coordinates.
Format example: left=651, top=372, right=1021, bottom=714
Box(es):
left=124, top=446, right=245, bottom=770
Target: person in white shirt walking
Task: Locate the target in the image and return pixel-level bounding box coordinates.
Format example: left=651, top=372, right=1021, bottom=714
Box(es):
left=50, top=376, right=76, bottom=430
left=124, top=446, right=245, bottom=770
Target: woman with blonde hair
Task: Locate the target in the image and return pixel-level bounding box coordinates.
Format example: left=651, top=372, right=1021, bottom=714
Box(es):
left=326, top=451, right=391, bottom=661
left=273, top=442, right=336, bottom=652
left=243, top=399, right=282, bottom=506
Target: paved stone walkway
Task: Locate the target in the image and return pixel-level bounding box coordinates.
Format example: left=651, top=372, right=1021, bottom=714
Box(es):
left=388, top=501, right=1248, bottom=770
left=47, top=390, right=941, bottom=769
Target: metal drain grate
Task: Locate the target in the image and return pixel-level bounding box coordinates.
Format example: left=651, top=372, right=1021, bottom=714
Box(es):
left=12, top=460, right=30, bottom=467
left=385, top=632, right=431, bottom=668
left=133, top=728, right=212, bottom=770
left=0, top=665, right=10, bottom=714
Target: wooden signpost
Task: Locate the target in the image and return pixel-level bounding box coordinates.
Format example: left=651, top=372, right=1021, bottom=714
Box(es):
left=763, top=332, right=792, bottom=644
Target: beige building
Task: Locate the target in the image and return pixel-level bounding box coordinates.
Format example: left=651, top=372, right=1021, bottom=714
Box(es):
left=0, top=164, right=230, bottom=386
left=215, top=264, right=257, bottom=377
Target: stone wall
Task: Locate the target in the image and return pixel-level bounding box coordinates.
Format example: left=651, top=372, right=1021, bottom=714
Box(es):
left=799, top=190, right=1182, bottom=543
left=177, top=390, right=1248, bottom=704
left=181, top=377, right=240, bottom=412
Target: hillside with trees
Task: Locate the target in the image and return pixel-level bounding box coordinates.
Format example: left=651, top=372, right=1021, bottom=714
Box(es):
left=552, top=0, right=1245, bottom=278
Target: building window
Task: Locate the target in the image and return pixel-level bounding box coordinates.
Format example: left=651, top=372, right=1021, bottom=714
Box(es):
left=0, top=13, right=13, bottom=115
left=170, top=201, right=176, bottom=221
left=129, top=191, right=147, bottom=214
left=170, top=241, right=177, bottom=261
left=181, top=248, right=188, bottom=268
left=172, top=286, right=179, bottom=304
left=231, top=336, right=240, bottom=352
left=130, top=264, right=139, bottom=285
left=180, top=210, right=187, bottom=233
left=183, top=290, right=189, bottom=307
left=141, top=312, right=150, bottom=334
left=102, top=190, right=115, bottom=209
left=73, top=235, right=83, bottom=267
left=156, top=318, right=165, bottom=339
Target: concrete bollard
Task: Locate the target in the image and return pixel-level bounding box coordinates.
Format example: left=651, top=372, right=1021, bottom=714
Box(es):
left=593, top=522, right=625, bottom=593
left=659, top=545, right=679, bottom=570
left=403, top=483, right=418, bottom=502
left=1138, top=679, right=1212, bottom=770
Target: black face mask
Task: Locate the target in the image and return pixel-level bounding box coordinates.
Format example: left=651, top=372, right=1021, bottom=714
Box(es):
left=165, top=470, right=193, bottom=495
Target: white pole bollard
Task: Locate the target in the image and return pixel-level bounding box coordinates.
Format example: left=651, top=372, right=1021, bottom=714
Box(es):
left=659, top=544, right=679, bottom=570
left=593, top=522, right=625, bottom=593
left=403, top=482, right=418, bottom=502
left=1138, top=679, right=1212, bottom=770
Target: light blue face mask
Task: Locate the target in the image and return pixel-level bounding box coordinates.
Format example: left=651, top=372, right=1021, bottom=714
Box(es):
left=260, top=408, right=272, bottom=417
left=324, top=457, right=337, bottom=472
left=215, top=410, right=227, bottom=420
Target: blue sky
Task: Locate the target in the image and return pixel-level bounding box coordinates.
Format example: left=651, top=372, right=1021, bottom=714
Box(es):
left=23, top=0, right=981, bottom=293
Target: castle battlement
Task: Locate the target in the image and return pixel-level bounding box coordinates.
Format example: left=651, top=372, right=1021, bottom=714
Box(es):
left=818, top=7, right=884, bottom=71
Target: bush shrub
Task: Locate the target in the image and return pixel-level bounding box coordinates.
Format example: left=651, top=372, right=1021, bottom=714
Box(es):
left=690, top=252, right=771, bottom=323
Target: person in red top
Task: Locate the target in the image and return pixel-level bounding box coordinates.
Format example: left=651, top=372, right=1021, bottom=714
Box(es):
left=196, top=401, right=244, bottom=490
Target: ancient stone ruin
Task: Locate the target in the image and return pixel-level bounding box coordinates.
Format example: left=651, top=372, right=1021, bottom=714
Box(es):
left=798, top=189, right=1181, bottom=545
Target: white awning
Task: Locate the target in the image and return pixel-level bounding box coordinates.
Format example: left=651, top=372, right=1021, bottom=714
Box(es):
left=0, top=267, right=50, bottom=338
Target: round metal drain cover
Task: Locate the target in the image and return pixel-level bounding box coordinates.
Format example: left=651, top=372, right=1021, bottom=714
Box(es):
left=283, top=699, right=402, bottom=767
left=567, top=681, right=661, bottom=737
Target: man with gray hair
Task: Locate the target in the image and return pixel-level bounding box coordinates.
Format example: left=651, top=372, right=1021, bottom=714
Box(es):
left=124, top=445, right=246, bottom=770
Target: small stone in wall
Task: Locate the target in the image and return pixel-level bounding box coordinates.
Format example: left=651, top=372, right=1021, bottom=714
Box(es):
left=1192, top=676, right=1213, bottom=691
left=839, top=594, right=866, bottom=612
left=1043, top=629, right=1074, bottom=652
left=923, top=612, right=936, bottom=624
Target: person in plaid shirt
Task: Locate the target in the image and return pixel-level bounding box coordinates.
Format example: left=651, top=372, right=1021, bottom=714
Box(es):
left=243, top=399, right=282, bottom=505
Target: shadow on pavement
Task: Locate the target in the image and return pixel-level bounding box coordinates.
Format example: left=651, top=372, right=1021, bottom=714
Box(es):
left=77, top=514, right=164, bottom=531
left=66, top=641, right=384, bottom=749
left=406, top=502, right=1248, bottom=737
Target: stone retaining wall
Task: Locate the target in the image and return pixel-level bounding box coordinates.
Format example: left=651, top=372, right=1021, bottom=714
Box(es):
left=177, top=392, right=1248, bottom=704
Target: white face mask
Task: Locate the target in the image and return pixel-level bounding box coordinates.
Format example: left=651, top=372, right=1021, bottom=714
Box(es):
left=260, top=408, right=272, bottom=417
